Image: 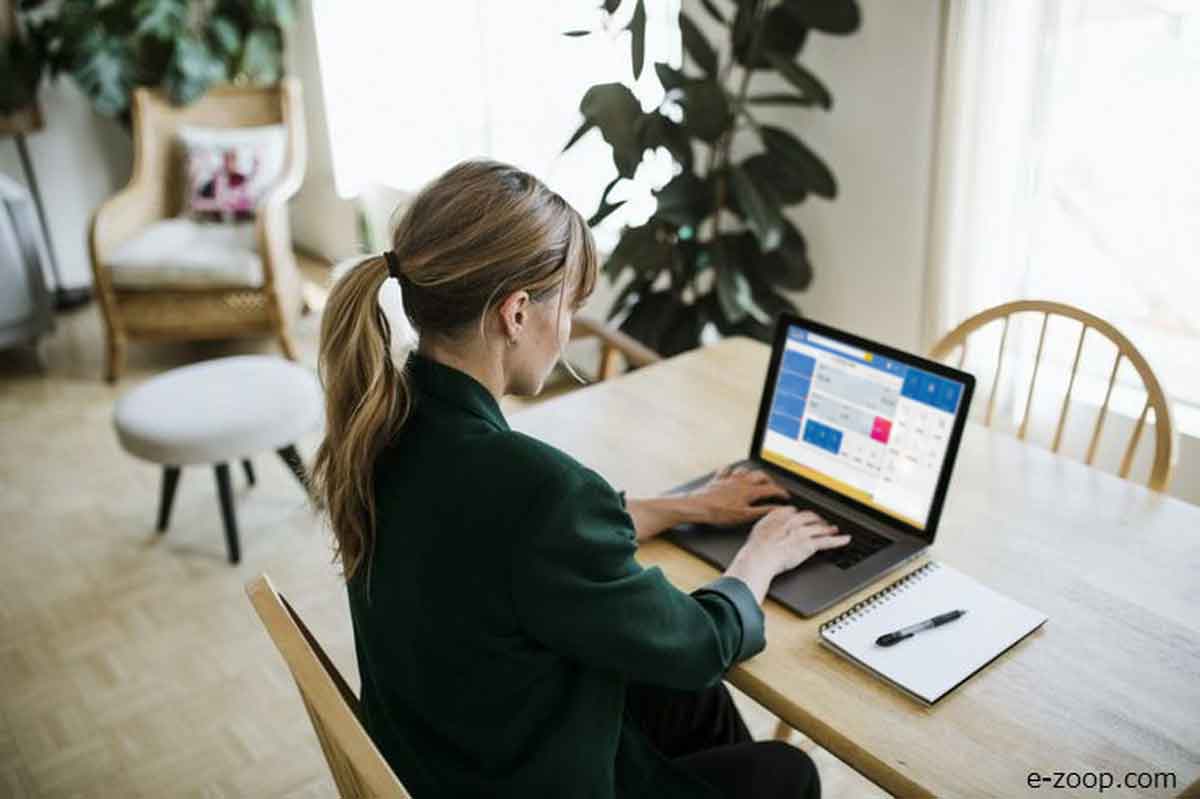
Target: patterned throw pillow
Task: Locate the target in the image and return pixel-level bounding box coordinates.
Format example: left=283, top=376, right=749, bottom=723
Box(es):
left=177, top=125, right=287, bottom=223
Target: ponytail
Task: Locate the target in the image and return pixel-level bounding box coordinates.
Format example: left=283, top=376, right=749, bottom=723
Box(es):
left=311, top=255, right=412, bottom=581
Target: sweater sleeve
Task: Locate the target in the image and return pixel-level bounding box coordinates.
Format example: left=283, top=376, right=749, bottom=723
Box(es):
left=509, top=468, right=765, bottom=690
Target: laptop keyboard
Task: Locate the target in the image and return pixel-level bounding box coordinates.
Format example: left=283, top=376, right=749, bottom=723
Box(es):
left=790, top=503, right=894, bottom=570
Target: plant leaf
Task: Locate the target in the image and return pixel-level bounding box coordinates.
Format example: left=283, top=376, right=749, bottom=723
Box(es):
left=637, top=113, right=693, bottom=169
left=588, top=176, right=626, bottom=227
left=758, top=124, right=837, bottom=198
left=563, top=118, right=595, bottom=152
left=679, top=78, right=729, bottom=143
left=781, top=0, right=861, bottom=35
left=652, top=171, right=710, bottom=228
left=763, top=51, right=832, bottom=109
left=563, top=30, right=591, bottom=37
left=679, top=12, right=718, bottom=76
left=698, top=0, right=727, bottom=24
left=654, top=62, right=687, bottom=91
left=629, top=0, right=646, bottom=80
left=166, top=35, right=227, bottom=105
left=135, top=0, right=188, bottom=40
left=618, top=289, right=686, bottom=353
left=741, top=153, right=806, bottom=204
left=715, top=260, right=769, bottom=325
left=580, top=83, right=644, bottom=178
left=237, top=27, right=282, bottom=84
left=251, top=0, right=295, bottom=27
left=208, top=16, right=241, bottom=58
left=605, top=223, right=668, bottom=280
left=71, top=34, right=133, bottom=116
left=735, top=221, right=812, bottom=290
left=730, top=165, right=785, bottom=251
left=747, top=92, right=818, bottom=107
left=737, top=5, right=807, bottom=67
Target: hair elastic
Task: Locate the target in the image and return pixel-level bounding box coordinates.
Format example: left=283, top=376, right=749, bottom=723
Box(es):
left=383, top=250, right=402, bottom=281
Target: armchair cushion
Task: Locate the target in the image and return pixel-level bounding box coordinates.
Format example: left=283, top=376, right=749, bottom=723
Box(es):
left=178, top=124, right=287, bottom=223
left=107, top=217, right=262, bottom=289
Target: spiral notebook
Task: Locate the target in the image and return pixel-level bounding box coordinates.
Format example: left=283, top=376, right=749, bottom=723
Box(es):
left=819, top=561, right=1047, bottom=706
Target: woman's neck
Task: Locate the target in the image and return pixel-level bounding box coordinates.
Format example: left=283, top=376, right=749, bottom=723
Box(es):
left=416, top=339, right=506, bottom=401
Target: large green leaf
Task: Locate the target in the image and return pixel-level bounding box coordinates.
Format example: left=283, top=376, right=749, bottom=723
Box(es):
left=734, top=220, right=812, bottom=290
left=737, top=5, right=807, bottom=67
left=652, top=171, right=710, bottom=228
left=629, top=0, right=646, bottom=79
left=654, top=62, right=686, bottom=92
left=618, top=289, right=689, bottom=354
left=763, top=51, right=832, bottom=109
left=208, top=16, right=242, bottom=58
left=741, top=153, right=806, bottom=205
left=580, top=83, right=644, bottom=178
left=71, top=33, right=133, bottom=116
left=637, top=113, right=693, bottom=169
left=562, top=118, right=595, bottom=152
left=730, top=165, right=785, bottom=251
left=251, top=0, right=295, bottom=27
left=166, top=36, right=226, bottom=105
left=604, top=223, right=669, bottom=280
left=679, top=12, right=717, bottom=76
left=588, top=176, right=626, bottom=227
left=698, top=0, right=727, bottom=24
left=758, top=125, right=837, bottom=198
left=679, top=78, right=730, bottom=143
left=748, top=92, right=819, bottom=107
left=715, top=260, right=770, bottom=325
left=135, top=0, right=188, bottom=39
left=781, top=0, right=861, bottom=35
left=0, top=36, right=44, bottom=113
left=237, top=27, right=282, bottom=83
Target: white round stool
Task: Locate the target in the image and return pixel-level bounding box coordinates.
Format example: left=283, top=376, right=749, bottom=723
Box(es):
left=114, top=355, right=323, bottom=563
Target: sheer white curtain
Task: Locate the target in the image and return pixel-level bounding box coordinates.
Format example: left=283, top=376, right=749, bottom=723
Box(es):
left=927, top=0, right=1200, bottom=431
left=311, top=0, right=681, bottom=246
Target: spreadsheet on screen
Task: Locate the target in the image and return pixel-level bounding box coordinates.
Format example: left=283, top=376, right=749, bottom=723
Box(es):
left=761, top=326, right=964, bottom=529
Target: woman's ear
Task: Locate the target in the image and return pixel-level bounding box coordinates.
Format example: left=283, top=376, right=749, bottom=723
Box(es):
left=498, top=290, right=530, bottom=341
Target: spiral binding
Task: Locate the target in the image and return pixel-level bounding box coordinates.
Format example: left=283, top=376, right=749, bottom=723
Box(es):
left=819, top=561, right=942, bottom=636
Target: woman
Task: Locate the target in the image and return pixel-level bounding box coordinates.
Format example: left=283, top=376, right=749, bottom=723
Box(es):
left=312, top=160, right=850, bottom=798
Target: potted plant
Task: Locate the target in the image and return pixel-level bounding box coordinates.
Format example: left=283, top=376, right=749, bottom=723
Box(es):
left=9, top=0, right=295, bottom=123
left=564, top=0, right=860, bottom=356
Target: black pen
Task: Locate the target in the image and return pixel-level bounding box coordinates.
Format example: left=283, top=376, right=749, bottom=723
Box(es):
left=875, top=609, right=967, bottom=647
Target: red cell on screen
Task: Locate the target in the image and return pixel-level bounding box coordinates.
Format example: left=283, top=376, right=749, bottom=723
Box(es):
left=871, top=417, right=892, bottom=443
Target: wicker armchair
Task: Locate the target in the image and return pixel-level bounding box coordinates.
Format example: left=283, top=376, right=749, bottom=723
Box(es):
left=89, top=79, right=306, bottom=382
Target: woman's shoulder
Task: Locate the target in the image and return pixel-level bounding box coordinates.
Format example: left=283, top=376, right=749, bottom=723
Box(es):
left=485, top=430, right=595, bottom=488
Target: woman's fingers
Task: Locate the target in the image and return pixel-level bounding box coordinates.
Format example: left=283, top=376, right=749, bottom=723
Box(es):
left=813, top=533, right=852, bottom=549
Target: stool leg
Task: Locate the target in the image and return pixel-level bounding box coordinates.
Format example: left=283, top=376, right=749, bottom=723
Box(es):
left=157, top=466, right=181, bottom=533
left=277, top=445, right=309, bottom=496
left=214, top=463, right=240, bottom=564
left=242, top=459, right=256, bottom=486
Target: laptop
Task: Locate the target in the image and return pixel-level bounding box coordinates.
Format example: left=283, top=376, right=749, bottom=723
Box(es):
left=665, top=315, right=976, bottom=617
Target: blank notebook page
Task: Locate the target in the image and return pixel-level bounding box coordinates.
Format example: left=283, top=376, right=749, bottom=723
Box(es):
left=819, top=561, right=1047, bottom=705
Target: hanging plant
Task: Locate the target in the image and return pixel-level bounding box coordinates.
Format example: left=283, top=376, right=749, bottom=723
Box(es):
left=564, top=0, right=860, bottom=357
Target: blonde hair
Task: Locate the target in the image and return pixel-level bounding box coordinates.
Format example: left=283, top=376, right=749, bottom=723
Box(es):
left=312, top=160, right=598, bottom=581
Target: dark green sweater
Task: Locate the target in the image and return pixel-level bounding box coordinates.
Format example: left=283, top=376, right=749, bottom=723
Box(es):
left=349, top=353, right=765, bottom=798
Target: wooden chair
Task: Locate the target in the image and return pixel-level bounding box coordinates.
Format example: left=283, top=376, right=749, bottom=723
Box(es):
left=245, top=574, right=411, bottom=798
left=570, top=316, right=662, bottom=381
left=929, top=299, right=1177, bottom=491
left=89, top=80, right=307, bottom=382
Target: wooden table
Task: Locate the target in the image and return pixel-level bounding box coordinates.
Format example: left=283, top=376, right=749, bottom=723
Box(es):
left=511, top=337, right=1200, bottom=798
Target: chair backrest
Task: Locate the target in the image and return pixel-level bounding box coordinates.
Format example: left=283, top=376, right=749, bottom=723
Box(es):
left=129, top=80, right=304, bottom=222
left=929, top=299, right=1177, bottom=491
left=245, top=574, right=411, bottom=799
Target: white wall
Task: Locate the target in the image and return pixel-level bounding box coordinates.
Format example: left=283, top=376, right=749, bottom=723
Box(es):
left=711, top=0, right=944, bottom=353
left=0, top=81, right=132, bottom=290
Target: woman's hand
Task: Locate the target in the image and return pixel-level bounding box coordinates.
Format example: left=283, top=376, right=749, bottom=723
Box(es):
left=725, top=507, right=851, bottom=604
left=687, top=464, right=792, bottom=527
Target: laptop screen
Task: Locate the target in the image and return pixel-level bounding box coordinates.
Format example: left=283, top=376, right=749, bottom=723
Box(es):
left=757, top=322, right=968, bottom=531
